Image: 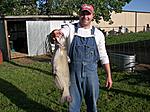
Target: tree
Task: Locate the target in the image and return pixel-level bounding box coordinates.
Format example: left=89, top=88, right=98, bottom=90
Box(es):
left=45, top=0, right=132, bottom=23
left=0, top=0, right=132, bottom=23
left=0, top=0, right=38, bottom=15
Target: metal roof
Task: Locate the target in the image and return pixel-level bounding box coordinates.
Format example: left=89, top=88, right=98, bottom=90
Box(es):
left=0, top=15, right=79, bottom=21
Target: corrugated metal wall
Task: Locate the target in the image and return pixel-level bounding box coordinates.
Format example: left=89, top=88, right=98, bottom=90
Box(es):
left=138, top=12, right=150, bottom=32
left=26, top=20, right=72, bottom=56
left=26, top=21, right=51, bottom=56
left=93, top=11, right=150, bottom=33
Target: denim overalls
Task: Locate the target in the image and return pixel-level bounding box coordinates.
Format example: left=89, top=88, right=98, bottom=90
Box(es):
left=69, top=24, right=100, bottom=112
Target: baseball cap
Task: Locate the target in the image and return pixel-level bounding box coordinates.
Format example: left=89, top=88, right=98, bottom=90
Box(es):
left=80, top=4, right=94, bottom=14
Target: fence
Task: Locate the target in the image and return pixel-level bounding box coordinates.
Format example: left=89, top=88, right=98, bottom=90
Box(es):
left=107, top=40, right=150, bottom=64
left=100, top=25, right=149, bottom=36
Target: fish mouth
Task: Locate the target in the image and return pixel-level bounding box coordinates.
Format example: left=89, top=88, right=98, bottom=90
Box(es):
left=65, top=96, right=72, bottom=102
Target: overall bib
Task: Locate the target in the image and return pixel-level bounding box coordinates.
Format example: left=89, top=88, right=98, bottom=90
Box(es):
left=69, top=24, right=100, bottom=112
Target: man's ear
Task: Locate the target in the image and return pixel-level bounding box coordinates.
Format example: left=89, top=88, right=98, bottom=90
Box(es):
left=92, top=14, right=95, bottom=21
left=93, top=13, right=95, bottom=17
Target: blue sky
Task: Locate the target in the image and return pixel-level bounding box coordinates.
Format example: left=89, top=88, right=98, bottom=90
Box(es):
left=123, top=0, right=150, bottom=12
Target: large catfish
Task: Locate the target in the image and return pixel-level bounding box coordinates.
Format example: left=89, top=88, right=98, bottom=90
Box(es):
left=52, top=36, right=71, bottom=103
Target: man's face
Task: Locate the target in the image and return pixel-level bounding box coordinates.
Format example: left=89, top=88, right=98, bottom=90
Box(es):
left=79, top=10, right=94, bottom=27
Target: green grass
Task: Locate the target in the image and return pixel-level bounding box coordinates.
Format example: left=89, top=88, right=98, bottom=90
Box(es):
left=0, top=58, right=150, bottom=112
left=106, top=31, right=150, bottom=45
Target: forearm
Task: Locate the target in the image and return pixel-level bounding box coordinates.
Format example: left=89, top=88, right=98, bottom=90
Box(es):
left=103, top=63, right=113, bottom=89
left=103, top=63, right=112, bottom=78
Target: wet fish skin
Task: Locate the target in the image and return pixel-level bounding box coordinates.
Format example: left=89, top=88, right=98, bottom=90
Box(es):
left=52, top=37, right=71, bottom=103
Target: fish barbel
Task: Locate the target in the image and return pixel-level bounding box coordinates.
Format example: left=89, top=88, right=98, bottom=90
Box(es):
left=52, top=36, right=71, bottom=103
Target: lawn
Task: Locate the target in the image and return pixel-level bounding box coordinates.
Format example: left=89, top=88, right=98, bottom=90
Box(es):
left=0, top=57, right=150, bottom=112
left=106, top=31, right=150, bottom=45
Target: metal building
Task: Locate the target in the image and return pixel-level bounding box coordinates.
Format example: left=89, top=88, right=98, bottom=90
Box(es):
left=0, top=15, right=78, bottom=60
left=93, top=10, right=150, bottom=34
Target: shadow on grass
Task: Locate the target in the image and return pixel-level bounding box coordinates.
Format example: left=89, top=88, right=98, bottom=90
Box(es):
left=29, top=56, right=52, bottom=63
left=100, top=86, right=150, bottom=101
left=8, top=61, right=53, bottom=76
left=0, top=78, right=55, bottom=112
left=116, top=70, right=150, bottom=86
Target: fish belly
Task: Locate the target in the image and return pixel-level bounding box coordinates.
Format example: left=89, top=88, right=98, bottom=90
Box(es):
left=52, top=48, right=71, bottom=103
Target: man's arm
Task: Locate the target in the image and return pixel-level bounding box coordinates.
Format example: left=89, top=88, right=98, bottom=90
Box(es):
left=103, top=63, right=113, bottom=89
left=50, top=24, right=70, bottom=43
left=95, top=29, right=112, bottom=89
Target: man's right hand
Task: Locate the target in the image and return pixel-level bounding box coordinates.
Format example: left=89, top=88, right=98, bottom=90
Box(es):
left=50, top=29, right=64, bottom=43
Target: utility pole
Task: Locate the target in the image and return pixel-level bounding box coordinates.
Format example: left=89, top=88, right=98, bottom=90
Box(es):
left=135, top=11, right=137, bottom=32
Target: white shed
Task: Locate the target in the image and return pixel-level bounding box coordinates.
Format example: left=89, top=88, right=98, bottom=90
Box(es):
left=0, top=15, right=78, bottom=60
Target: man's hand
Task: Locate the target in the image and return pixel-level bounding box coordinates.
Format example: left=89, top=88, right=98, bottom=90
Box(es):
left=103, top=63, right=113, bottom=89
left=50, top=29, right=63, bottom=43
left=105, top=76, right=113, bottom=89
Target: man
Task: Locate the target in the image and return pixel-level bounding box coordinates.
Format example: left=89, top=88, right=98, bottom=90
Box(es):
left=50, top=4, right=112, bottom=112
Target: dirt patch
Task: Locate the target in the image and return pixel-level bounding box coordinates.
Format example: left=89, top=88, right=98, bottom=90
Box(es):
left=12, top=55, right=51, bottom=64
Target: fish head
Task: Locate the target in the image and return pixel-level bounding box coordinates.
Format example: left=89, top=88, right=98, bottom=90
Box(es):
left=56, top=36, right=66, bottom=47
